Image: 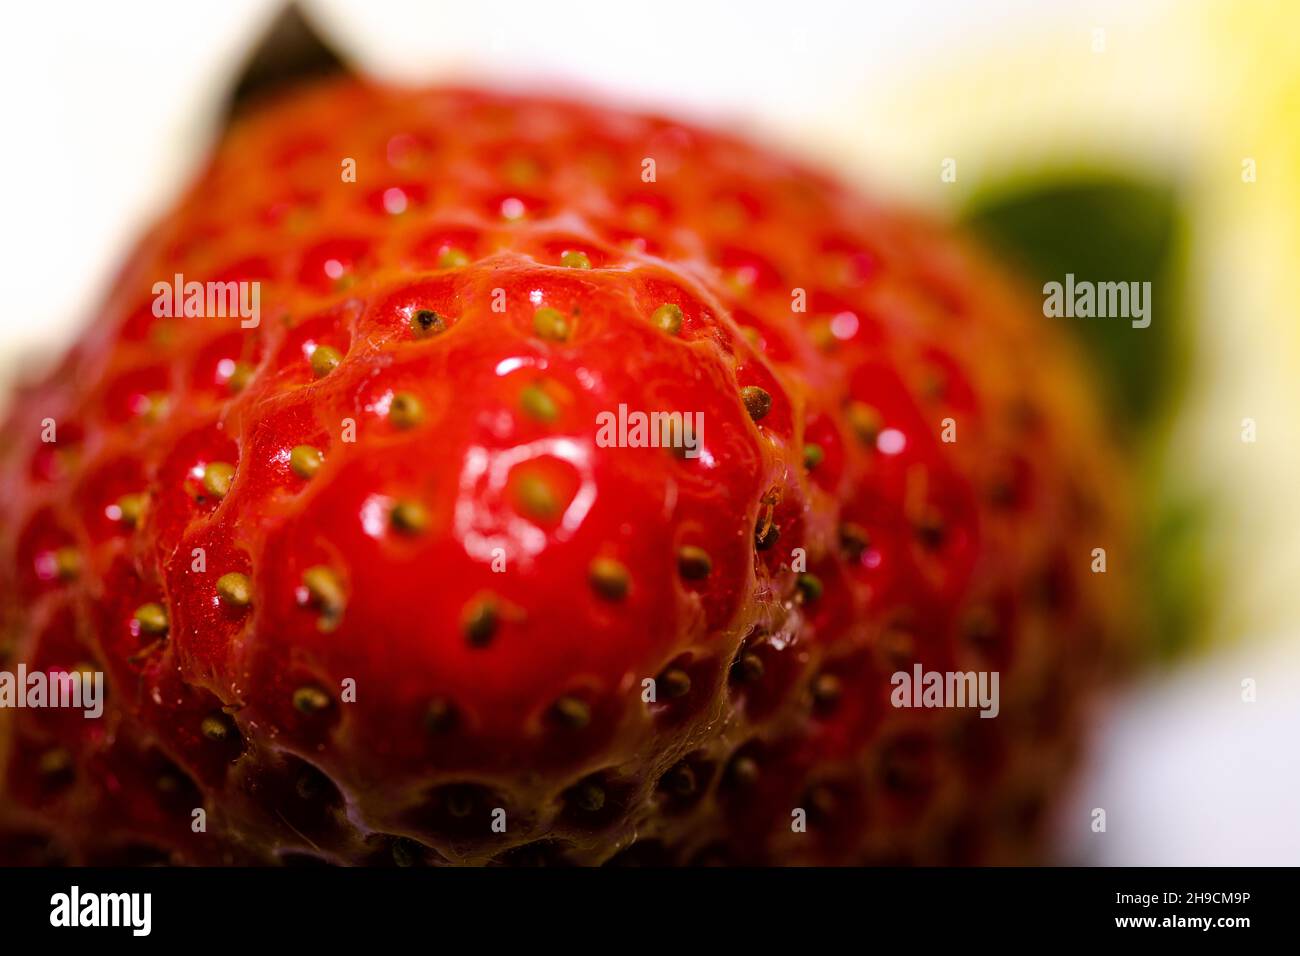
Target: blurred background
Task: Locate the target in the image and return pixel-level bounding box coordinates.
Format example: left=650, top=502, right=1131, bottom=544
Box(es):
left=1, top=0, right=1296, bottom=863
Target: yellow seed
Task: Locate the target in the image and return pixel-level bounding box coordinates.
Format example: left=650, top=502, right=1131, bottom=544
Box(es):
left=712, top=198, right=747, bottom=231
left=54, top=546, right=81, bottom=581
left=551, top=695, right=591, bottom=729
left=292, top=685, right=331, bottom=714
left=227, top=361, right=255, bottom=394
left=437, top=247, right=470, bottom=269
left=677, top=546, right=712, bottom=581
left=732, top=652, right=765, bottom=684
left=726, top=268, right=756, bottom=295
left=915, top=509, right=946, bottom=550
left=388, top=392, right=425, bottom=429
left=627, top=203, right=658, bottom=231
left=652, top=303, right=684, bottom=335
left=515, top=474, right=560, bottom=521
left=462, top=597, right=499, bottom=647
left=302, top=566, right=345, bottom=620
left=150, top=322, right=177, bottom=349
left=309, top=344, right=343, bottom=378
left=202, top=462, right=236, bottom=500
left=409, top=309, right=446, bottom=338
left=503, top=155, right=541, bottom=186
left=811, top=320, right=838, bottom=352
left=838, top=522, right=870, bottom=560
left=390, top=500, right=429, bottom=535
left=588, top=557, right=630, bottom=601
left=200, top=713, right=233, bottom=741
left=741, top=386, right=773, bottom=422
left=532, top=307, right=571, bottom=342
left=38, top=748, right=71, bottom=777
left=796, top=572, right=824, bottom=603
left=134, top=602, right=169, bottom=636
left=519, top=385, right=558, bottom=423
left=574, top=781, right=605, bottom=812
left=811, top=672, right=842, bottom=713
left=659, top=667, right=692, bottom=698
left=116, top=493, right=146, bottom=528
left=289, top=445, right=323, bottom=479
left=216, top=572, right=252, bottom=608
left=140, top=392, right=170, bottom=422
left=560, top=250, right=592, bottom=269
left=846, top=401, right=882, bottom=445
left=425, top=698, right=458, bottom=734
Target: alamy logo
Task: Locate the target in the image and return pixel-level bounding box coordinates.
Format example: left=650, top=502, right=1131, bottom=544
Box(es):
left=152, top=273, right=261, bottom=328
left=890, top=664, right=1000, bottom=718
left=50, top=886, right=151, bottom=936
left=595, top=404, right=704, bottom=459
left=0, top=665, right=103, bottom=718
left=1042, top=273, right=1151, bottom=328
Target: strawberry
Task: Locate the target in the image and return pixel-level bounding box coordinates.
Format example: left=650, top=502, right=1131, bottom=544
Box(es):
left=0, top=76, right=1132, bottom=866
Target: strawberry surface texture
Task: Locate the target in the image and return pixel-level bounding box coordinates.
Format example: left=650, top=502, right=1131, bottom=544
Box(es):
left=0, top=81, right=1132, bottom=866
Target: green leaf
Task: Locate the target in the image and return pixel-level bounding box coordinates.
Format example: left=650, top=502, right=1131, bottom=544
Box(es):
left=964, top=174, right=1213, bottom=659
left=962, top=175, right=1185, bottom=436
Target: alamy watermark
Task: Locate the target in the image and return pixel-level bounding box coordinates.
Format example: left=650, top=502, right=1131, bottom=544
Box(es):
left=50, top=886, right=151, bottom=936
left=1042, top=273, right=1151, bottom=329
left=152, top=273, right=260, bottom=328
left=890, top=664, right=999, bottom=718
left=595, top=404, right=703, bottom=459
left=0, top=665, right=103, bottom=718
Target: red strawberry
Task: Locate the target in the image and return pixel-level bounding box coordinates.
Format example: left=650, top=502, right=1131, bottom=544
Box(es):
left=0, top=75, right=1132, bottom=865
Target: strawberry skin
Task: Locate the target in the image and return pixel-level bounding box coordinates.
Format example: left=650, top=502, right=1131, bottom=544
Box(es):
left=0, top=81, right=1131, bottom=865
